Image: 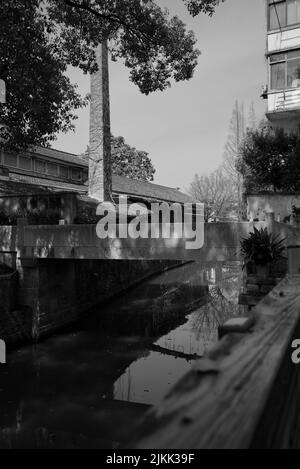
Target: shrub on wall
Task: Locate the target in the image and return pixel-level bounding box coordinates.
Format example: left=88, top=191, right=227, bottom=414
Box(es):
left=0, top=206, right=60, bottom=225
left=237, top=126, right=300, bottom=193
left=74, top=205, right=99, bottom=224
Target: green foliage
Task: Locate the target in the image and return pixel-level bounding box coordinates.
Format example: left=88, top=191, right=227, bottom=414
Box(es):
left=240, top=227, right=286, bottom=267
left=26, top=208, right=60, bottom=225
left=183, top=0, right=225, bottom=16
left=0, top=0, right=88, bottom=151
left=74, top=204, right=99, bottom=225
left=111, top=136, right=155, bottom=182
left=0, top=0, right=222, bottom=150
left=83, top=135, right=156, bottom=182
left=0, top=206, right=60, bottom=226
left=48, top=0, right=202, bottom=94
left=237, top=126, right=300, bottom=193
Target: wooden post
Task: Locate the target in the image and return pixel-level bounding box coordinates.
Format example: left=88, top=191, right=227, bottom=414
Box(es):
left=89, top=41, right=112, bottom=202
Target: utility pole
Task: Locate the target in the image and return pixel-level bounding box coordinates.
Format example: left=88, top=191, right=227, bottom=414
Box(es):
left=88, top=41, right=113, bottom=202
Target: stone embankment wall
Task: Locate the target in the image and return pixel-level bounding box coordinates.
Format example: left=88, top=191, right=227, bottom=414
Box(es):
left=1, top=258, right=183, bottom=346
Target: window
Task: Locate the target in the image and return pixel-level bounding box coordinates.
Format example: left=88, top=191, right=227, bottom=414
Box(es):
left=270, top=49, right=300, bottom=89
left=269, top=0, right=286, bottom=30
left=287, top=0, right=300, bottom=24
left=59, top=166, right=69, bottom=179
left=269, top=0, right=300, bottom=30
left=36, top=160, right=46, bottom=174
left=47, top=162, right=58, bottom=176
left=71, top=168, right=82, bottom=182
left=19, top=156, right=32, bottom=171
left=4, top=154, right=17, bottom=167
left=82, top=171, right=88, bottom=183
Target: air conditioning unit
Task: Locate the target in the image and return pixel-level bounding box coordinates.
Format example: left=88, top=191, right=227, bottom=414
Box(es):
left=261, top=85, right=268, bottom=100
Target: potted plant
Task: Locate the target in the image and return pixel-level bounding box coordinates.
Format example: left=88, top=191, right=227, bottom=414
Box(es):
left=240, top=227, right=286, bottom=278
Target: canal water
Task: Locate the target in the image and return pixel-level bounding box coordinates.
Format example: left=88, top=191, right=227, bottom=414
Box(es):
left=0, top=261, right=245, bottom=449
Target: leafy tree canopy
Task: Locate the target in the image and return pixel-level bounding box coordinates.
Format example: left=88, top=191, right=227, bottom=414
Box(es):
left=82, top=135, right=156, bottom=182
left=0, top=0, right=87, bottom=151
left=0, top=0, right=224, bottom=150
left=111, top=136, right=155, bottom=182
left=237, top=126, right=300, bottom=193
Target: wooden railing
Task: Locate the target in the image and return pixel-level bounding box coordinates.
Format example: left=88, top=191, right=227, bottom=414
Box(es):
left=131, top=275, right=300, bottom=449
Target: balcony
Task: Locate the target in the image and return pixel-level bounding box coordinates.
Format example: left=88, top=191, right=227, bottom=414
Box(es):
left=268, top=27, right=300, bottom=53
left=267, top=88, right=300, bottom=121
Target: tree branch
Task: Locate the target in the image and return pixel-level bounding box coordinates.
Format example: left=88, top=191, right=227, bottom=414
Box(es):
left=63, top=0, right=154, bottom=45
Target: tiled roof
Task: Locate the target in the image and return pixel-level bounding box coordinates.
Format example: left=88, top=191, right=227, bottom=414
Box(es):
left=10, top=173, right=87, bottom=193
left=112, top=175, right=192, bottom=204
left=0, top=177, right=55, bottom=196
left=0, top=175, right=86, bottom=195
left=28, top=147, right=87, bottom=168
left=1, top=146, right=192, bottom=204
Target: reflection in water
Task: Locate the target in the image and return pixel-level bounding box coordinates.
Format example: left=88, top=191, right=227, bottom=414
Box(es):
left=114, top=352, right=191, bottom=405
left=0, top=261, right=244, bottom=448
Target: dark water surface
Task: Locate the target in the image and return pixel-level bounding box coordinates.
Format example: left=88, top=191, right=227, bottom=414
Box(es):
left=0, top=262, right=245, bottom=449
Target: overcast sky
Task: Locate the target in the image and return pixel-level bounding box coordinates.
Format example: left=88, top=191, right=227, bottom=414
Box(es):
left=55, top=0, right=267, bottom=191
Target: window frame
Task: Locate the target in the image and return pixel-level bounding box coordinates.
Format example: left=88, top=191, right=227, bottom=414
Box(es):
left=18, top=155, right=32, bottom=171
left=35, top=159, right=46, bottom=174
left=59, top=165, right=69, bottom=179
left=46, top=162, right=58, bottom=177
left=269, top=48, right=300, bottom=90
left=268, top=0, right=300, bottom=31
left=71, top=168, right=83, bottom=182
left=3, top=153, right=18, bottom=168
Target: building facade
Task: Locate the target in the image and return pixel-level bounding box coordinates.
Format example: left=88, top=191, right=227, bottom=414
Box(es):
left=266, top=0, right=300, bottom=131
left=0, top=147, right=88, bottom=193
left=0, top=146, right=192, bottom=225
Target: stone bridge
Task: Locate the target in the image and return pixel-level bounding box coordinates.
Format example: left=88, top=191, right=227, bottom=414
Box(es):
left=0, top=221, right=266, bottom=263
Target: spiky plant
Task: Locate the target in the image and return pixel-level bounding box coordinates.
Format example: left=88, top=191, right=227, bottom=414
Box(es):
left=240, top=227, right=286, bottom=267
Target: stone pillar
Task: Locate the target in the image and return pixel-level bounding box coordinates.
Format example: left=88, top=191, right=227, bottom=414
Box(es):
left=89, top=41, right=112, bottom=202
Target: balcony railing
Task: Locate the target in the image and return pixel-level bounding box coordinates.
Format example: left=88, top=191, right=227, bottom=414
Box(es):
left=268, top=88, right=300, bottom=113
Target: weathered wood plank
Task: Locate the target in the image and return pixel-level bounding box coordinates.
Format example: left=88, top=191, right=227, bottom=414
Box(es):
left=131, top=276, right=300, bottom=449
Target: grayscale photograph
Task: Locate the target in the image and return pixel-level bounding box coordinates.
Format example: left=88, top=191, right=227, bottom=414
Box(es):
left=0, top=0, right=299, bottom=453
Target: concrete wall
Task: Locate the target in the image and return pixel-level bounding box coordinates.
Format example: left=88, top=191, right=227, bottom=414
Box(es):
left=247, top=194, right=300, bottom=223
left=17, top=222, right=266, bottom=262
left=0, top=257, right=182, bottom=346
